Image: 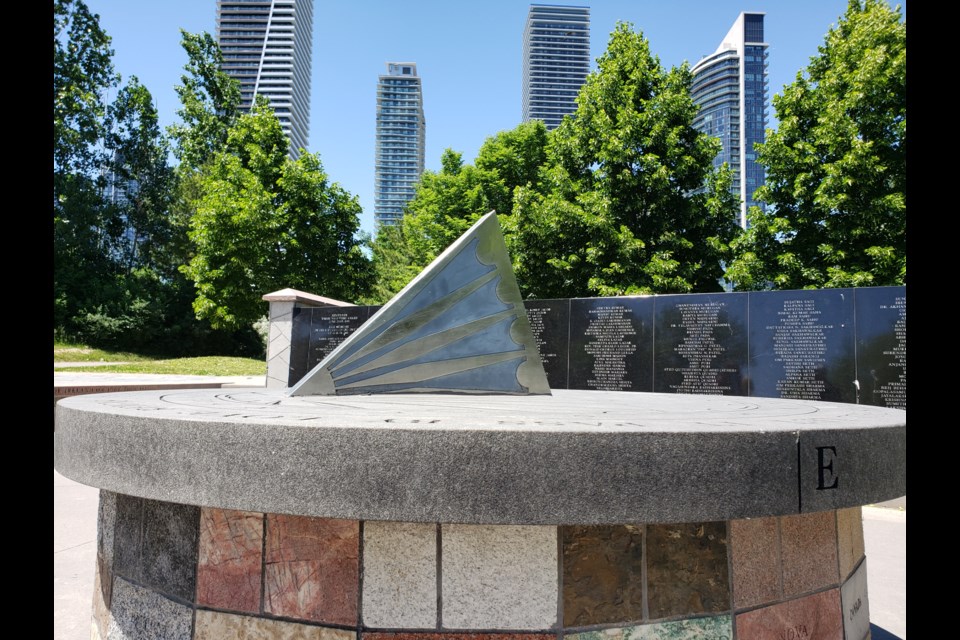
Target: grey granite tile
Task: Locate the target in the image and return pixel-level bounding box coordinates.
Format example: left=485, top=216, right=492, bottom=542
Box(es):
left=106, top=577, right=193, bottom=640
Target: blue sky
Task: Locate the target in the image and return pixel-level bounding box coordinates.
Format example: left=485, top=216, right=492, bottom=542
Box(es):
left=82, top=0, right=906, bottom=237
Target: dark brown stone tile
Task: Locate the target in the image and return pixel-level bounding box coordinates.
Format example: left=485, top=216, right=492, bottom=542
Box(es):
left=646, top=521, right=730, bottom=619
left=197, top=508, right=264, bottom=613
left=562, top=524, right=644, bottom=626
left=730, top=516, right=781, bottom=608
left=781, top=511, right=840, bottom=597
left=264, top=514, right=359, bottom=625
left=736, top=588, right=843, bottom=640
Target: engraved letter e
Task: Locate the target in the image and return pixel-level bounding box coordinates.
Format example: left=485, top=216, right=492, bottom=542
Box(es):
left=816, top=446, right=838, bottom=490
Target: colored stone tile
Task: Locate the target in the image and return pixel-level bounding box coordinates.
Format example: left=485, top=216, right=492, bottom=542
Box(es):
left=362, top=521, right=437, bottom=628
left=364, top=635, right=553, bottom=640
left=840, top=559, right=870, bottom=640
left=646, top=522, right=730, bottom=620
left=736, top=588, right=843, bottom=640
left=836, top=508, right=865, bottom=581
left=106, top=577, right=193, bottom=640
left=141, top=499, right=200, bottom=602
left=566, top=614, right=732, bottom=640
left=195, top=610, right=356, bottom=640
left=113, top=493, right=143, bottom=583
left=562, top=524, right=644, bottom=626
left=265, top=514, right=359, bottom=625
left=97, top=490, right=118, bottom=608
left=197, top=508, right=264, bottom=613
left=730, top=516, right=781, bottom=608
left=92, top=563, right=111, bottom=640
left=780, top=511, right=840, bottom=597
left=442, top=524, right=557, bottom=630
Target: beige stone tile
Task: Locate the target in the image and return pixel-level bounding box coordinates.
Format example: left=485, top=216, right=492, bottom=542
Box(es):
left=781, top=511, right=840, bottom=597
left=441, top=524, right=557, bottom=630
left=836, top=507, right=865, bottom=581
left=363, top=521, right=437, bottom=628
left=195, top=610, right=356, bottom=640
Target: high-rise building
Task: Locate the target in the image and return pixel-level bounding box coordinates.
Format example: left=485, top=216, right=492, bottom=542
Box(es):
left=375, top=62, right=426, bottom=227
left=690, top=12, right=769, bottom=229
left=216, top=0, right=313, bottom=158
left=522, top=4, right=590, bottom=130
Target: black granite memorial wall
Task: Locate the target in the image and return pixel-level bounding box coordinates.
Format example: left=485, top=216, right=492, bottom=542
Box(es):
left=286, top=286, right=906, bottom=408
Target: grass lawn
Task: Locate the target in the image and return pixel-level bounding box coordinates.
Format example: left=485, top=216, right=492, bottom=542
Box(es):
left=54, top=341, right=266, bottom=376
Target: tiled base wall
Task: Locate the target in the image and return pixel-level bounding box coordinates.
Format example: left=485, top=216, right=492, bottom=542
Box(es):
left=92, top=492, right=870, bottom=640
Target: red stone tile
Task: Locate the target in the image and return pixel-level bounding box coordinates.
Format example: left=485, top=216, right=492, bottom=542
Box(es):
left=780, top=512, right=839, bottom=597
left=736, top=588, right=843, bottom=640
left=265, top=514, right=359, bottom=625
left=730, top=517, right=781, bottom=608
left=196, top=508, right=264, bottom=613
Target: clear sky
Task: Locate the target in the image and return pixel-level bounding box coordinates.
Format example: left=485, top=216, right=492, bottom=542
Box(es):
left=81, top=0, right=906, bottom=237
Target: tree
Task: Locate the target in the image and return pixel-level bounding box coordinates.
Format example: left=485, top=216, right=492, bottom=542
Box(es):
left=54, top=0, right=122, bottom=328
left=365, top=122, right=551, bottom=302
left=104, top=76, right=176, bottom=275
left=54, top=0, right=117, bottom=178
left=182, top=97, right=371, bottom=330
left=508, top=23, right=740, bottom=299
left=167, top=30, right=241, bottom=172
left=725, top=0, right=906, bottom=290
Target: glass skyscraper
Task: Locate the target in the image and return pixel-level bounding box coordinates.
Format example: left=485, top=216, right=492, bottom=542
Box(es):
left=522, top=4, right=590, bottom=130
left=216, top=0, right=313, bottom=158
left=690, top=12, right=769, bottom=229
left=375, top=63, right=426, bottom=227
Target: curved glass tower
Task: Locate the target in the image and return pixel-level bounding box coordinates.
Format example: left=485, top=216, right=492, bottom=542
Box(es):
left=375, top=63, right=426, bottom=227
left=216, top=0, right=313, bottom=158
left=691, top=12, right=769, bottom=228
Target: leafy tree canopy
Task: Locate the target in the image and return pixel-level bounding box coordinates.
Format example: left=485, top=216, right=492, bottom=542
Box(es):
left=364, top=121, right=550, bottom=303
left=104, top=76, right=176, bottom=275
left=182, top=97, right=371, bottom=330
left=167, top=30, right=241, bottom=172
left=507, top=23, right=740, bottom=298
left=725, top=0, right=906, bottom=290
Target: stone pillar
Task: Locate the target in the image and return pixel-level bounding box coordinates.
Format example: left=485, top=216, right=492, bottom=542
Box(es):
left=262, top=289, right=355, bottom=389
left=91, top=491, right=872, bottom=640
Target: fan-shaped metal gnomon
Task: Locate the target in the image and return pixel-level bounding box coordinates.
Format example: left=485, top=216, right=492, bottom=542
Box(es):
left=288, top=211, right=551, bottom=396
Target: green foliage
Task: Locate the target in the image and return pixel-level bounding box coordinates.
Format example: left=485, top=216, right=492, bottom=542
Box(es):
left=54, top=12, right=261, bottom=357
left=54, top=0, right=127, bottom=341
left=54, top=354, right=266, bottom=376
left=366, top=122, right=551, bottom=302
left=182, top=97, right=372, bottom=330
left=360, top=223, right=421, bottom=305
left=54, top=0, right=118, bottom=177
left=104, top=77, right=177, bottom=275
left=726, top=0, right=906, bottom=290
left=167, top=30, right=241, bottom=172
left=366, top=27, right=739, bottom=301
left=509, top=23, right=740, bottom=298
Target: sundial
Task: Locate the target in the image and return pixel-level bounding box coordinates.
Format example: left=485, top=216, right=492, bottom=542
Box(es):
left=54, top=211, right=904, bottom=640
left=290, top=211, right=550, bottom=396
